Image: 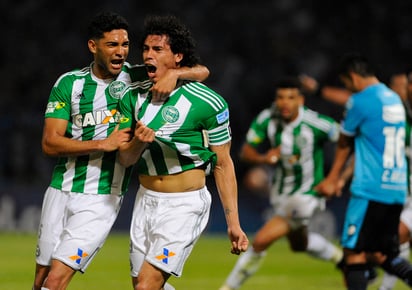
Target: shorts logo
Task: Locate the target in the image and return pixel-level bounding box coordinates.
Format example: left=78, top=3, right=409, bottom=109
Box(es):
left=156, top=248, right=176, bottom=264
left=162, top=106, right=179, bottom=123
left=69, top=248, right=89, bottom=265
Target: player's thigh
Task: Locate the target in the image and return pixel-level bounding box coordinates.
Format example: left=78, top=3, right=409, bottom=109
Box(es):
left=53, top=193, right=122, bottom=272
left=278, top=193, right=323, bottom=230
left=36, top=187, right=69, bottom=266
left=131, top=186, right=212, bottom=277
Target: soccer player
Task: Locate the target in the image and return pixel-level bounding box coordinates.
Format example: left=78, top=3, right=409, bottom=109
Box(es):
left=316, top=53, right=412, bottom=290
left=33, top=12, right=209, bottom=290
left=118, top=15, right=249, bottom=290
left=219, top=77, right=343, bottom=290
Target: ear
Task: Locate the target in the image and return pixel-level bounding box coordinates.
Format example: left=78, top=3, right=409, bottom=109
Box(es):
left=348, top=72, right=358, bottom=82
left=349, top=72, right=360, bottom=87
left=175, top=53, right=183, bottom=65
left=88, top=39, right=97, bottom=54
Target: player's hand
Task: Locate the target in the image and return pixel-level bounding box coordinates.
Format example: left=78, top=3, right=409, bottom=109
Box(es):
left=104, top=125, right=132, bottom=152
left=134, top=121, right=155, bottom=143
left=228, top=226, right=249, bottom=255
left=265, top=146, right=281, bottom=164
left=315, top=178, right=339, bottom=198
left=299, top=74, right=319, bottom=94
left=150, top=69, right=178, bottom=102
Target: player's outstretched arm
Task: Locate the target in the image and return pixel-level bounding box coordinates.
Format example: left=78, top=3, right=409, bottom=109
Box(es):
left=211, top=142, right=249, bottom=255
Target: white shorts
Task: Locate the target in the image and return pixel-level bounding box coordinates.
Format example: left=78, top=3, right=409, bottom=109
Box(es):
left=130, top=185, right=211, bottom=277
left=36, top=187, right=123, bottom=272
left=271, top=192, right=324, bottom=230
left=401, top=196, right=412, bottom=236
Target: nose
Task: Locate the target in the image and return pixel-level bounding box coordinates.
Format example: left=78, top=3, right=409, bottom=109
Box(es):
left=144, top=48, right=155, bottom=59
left=116, top=45, right=128, bottom=57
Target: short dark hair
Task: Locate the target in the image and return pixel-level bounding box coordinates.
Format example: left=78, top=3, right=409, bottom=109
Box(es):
left=88, top=11, right=129, bottom=40
left=275, top=76, right=302, bottom=91
left=140, top=15, right=200, bottom=67
left=337, top=52, right=375, bottom=78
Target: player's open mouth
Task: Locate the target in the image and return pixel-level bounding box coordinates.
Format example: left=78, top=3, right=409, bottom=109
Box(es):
left=111, top=59, right=124, bottom=69
left=146, top=64, right=157, bottom=73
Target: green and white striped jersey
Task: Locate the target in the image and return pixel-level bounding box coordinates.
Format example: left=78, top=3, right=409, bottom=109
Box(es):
left=246, top=106, right=339, bottom=196
left=119, top=81, right=231, bottom=176
left=44, top=62, right=151, bottom=195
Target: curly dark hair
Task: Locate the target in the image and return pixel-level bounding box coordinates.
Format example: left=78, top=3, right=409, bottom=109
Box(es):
left=88, top=11, right=129, bottom=40
left=140, top=15, right=200, bottom=67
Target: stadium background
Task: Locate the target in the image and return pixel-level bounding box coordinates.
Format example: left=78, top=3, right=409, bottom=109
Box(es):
left=1, top=0, right=412, bottom=237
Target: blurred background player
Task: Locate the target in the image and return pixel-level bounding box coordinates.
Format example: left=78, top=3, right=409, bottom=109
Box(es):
left=302, top=71, right=412, bottom=290
left=316, top=53, right=412, bottom=290
left=219, top=77, right=343, bottom=290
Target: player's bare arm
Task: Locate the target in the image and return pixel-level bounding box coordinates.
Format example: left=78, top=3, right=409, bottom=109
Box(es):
left=315, top=133, right=354, bottom=197
left=42, top=118, right=131, bottom=157
left=240, top=143, right=280, bottom=165
left=211, top=142, right=249, bottom=255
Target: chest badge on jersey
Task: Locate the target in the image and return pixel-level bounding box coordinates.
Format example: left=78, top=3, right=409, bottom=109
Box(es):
left=295, top=135, right=308, bottom=149
left=162, top=106, right=179, bottom=123
left=108, top=80, right=126, bottom=99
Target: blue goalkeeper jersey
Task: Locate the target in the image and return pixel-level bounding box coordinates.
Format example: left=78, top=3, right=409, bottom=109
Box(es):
left=342, top=83, right=407, bottom=204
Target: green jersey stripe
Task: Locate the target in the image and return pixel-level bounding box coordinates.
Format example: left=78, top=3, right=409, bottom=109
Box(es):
left=183, top=83, right=225, bottom=111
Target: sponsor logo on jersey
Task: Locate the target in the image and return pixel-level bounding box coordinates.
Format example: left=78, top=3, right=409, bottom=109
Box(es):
left=69, top=248, right=89, bottom=265
left=162, top=106, right=179, bottom=123
left=74, top=91, right=85, bottom=99
left=108, top=80, right=127, bottom=99
left=73, top=109, right=121, bottom=127
left=216, top=109, right=229, bottom=124
left=45, top=101, right=66, bottom=114
left=155, top=248, right=176, bottom=264
left=383, top=104, right=405, bottom=123
left=119, top=116, right=130, bottom=123
left=287, top=154, right=300, bottom=164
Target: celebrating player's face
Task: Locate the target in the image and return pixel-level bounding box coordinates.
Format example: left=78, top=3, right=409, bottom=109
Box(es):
left=142, top=34, right=183, bottom=83
left=274, top=88, right=303, bottom=122
left=88, top=29, right=129, bottom=79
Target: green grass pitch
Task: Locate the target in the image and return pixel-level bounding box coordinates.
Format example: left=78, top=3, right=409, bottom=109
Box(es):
left=0, top=232, right=409, bottom=289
